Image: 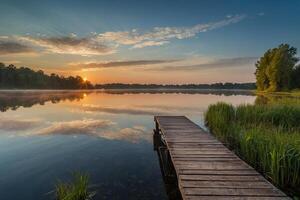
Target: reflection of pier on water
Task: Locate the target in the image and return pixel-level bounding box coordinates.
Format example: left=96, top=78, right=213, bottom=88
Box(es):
left=153, top=128, right=182, bottom=200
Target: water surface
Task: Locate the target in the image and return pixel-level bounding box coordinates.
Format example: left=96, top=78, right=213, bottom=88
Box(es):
left=0, top=90, right=256, bottom=200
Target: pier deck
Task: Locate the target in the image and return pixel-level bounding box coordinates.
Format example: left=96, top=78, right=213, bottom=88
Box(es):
left=154, top=116, right=289, bottom=200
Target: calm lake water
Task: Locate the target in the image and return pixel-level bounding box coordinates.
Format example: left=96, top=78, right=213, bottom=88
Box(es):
left=0, top=90, right=256, bottom=200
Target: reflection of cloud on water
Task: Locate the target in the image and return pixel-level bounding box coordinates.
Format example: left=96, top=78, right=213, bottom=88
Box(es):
left=135, top=104, right=203, bottom=113
left=81, top=104, right=169, bottom=115
left=0, top=115, right=151, bottom=143
left=0, top=117, right=41, bottom=131
left=16, top=118, right=151, bottom=143
left=81, top=104, right=202, bottom=116
left=36, top=120, right=150, bottom=143
left=36, top=119, right=115, bottom=135
left=100, top=126, right=151, bottom=143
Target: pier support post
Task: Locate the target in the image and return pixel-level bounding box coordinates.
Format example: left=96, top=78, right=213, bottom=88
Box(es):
left=154, top=120, right=160, bottom=134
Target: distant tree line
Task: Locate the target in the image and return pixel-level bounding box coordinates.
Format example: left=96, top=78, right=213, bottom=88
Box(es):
left=0, top=62, right=257, bottom=90
left=0, top=63, right=93, bottom=89
left=255, top=44, right=300, bottom=91
left=95, top=82, right=256, bottom=90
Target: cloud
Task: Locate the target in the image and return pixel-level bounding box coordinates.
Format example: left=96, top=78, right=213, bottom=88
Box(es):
left=0, top=118, right=40, bottom=131
left=0, top=41, right=35, bottom=55
left=132, top=41, right=169, bottom=49
left=69, top=59, right=178, bottom=70
left=36, top=119, right=115, bottom=135
left=0, top=14, right=246, bottom=56
left=18, top=35, right=115, bottom=56
left=0, top=36, right=9, bottom=39
left=68, top=55, right=256, bottom=72
left=2, top=60, right=21, bottom=64
left=145, top=57, right=257, bottom=71
left=97, top=14, right=246, bottom=48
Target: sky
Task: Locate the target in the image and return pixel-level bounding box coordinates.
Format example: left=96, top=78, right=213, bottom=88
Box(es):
left=0, top=0, right=299, bottom=84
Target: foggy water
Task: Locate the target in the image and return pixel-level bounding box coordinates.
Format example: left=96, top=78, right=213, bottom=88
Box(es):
left=0, top=90, right=256, bottom=200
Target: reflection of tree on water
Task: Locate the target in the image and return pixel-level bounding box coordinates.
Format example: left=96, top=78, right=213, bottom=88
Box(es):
left=0, top=91, right=89, bottom=112
left=153, top=130, right=182, bottom=200
left=97, top=89, right=255, bottom=96
left=0, top=89, right=256, bottom=112
left=255, top=94, right=300, bottom=105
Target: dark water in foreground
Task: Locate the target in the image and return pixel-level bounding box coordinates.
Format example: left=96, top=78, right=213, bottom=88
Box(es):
left=0, top=90, right=256, bottom=200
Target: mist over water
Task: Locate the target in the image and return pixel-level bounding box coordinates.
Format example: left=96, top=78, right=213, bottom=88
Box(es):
left=0, top=90, right=256, bottom=200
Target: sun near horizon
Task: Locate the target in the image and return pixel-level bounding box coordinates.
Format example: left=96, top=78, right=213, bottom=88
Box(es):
left=1, top=0, right=299, bottom=84
left=0, top=1, right=300, bottom=200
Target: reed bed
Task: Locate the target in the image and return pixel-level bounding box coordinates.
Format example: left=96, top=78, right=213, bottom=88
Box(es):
left=205, top=101, right=300, bottom=197
left=55, top=172, right=95, bottom=200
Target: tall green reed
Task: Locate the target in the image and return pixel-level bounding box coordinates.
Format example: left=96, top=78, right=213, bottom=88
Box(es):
left=205, top=102, right=300, bottom=197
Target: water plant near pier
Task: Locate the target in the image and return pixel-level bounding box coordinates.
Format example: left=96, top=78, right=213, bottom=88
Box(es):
left=54, top=172, right=95, bottom=200
left=205, top=100, right=300, bottom=197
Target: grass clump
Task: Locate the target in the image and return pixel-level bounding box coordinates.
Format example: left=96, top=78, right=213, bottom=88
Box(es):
left=204, top=102, right=236, bottom=143
left=54, top=172, right=95, bottom=200
left=236, top=103, right=300, bottom=129
left=205, top=101, right=300, bottom=197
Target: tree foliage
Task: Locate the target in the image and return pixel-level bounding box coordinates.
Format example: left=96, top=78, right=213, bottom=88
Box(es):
left=0, top=63, right=93, bottom=89
left=255, top=44, right=299, bottom=91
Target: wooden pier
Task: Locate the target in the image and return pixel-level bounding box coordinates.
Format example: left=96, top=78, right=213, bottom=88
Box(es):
left=154, top=116, right=290, bottom=200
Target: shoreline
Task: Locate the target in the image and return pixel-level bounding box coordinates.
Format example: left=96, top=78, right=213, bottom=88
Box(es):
left=1, top=88, right=300, bottom=97
left=255, top=90, right=300, bottom=97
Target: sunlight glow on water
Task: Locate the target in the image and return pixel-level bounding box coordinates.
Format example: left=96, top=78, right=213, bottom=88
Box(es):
left=0, top=90, right=256, bottom=200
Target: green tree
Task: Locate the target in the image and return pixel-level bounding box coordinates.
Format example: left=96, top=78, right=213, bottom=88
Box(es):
left=291, top=65, right=300, bottom=89
left=255, top=49, right=272, bottom=90
left=255, top=44, right=298, bottom=92
left=0, top=63, right=94, bottom=89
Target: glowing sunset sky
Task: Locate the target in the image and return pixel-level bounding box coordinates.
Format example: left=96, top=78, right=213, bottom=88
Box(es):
left=0, top=0, right=299, bottom=84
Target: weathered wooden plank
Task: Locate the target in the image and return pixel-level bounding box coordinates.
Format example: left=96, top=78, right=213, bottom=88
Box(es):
left=170, top=148, right=232, bottom=152
left=176, top=164, right=251, bottom=170
left=172, top=152, right=233, bottom=156
left=165, top=135, right=215, bottom=138
left=154, top=116, right=289, bottom=200
left=171, top=149, right=232, bottom=153
left=162, top=125, right=200, bottom=127
left=173, top=154, right=238, bottom=158
left=170, top=144, right=226, bottom=148
left=183, top=188, right=285, bottom=197
left=186, top=196, right=290, bottom=200
left=167, top=139, right=218, bottom=142
left=169, top=142, right=223, bottom=145
left=179, top=169, right=259, bottom=175
left=180, top=180, right=272, bottom=188
left=180, top=175, right=266, bottom=181
left=174, top=158, right=243, bottom=163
